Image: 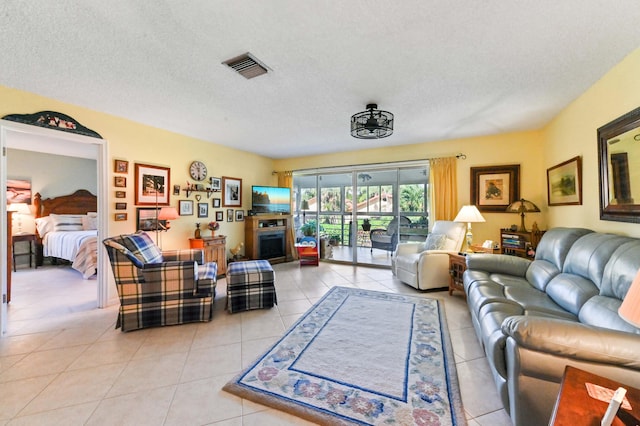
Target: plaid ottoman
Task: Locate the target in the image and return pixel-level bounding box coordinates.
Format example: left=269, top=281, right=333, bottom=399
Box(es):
left=226, top=260, right=277, bottom=313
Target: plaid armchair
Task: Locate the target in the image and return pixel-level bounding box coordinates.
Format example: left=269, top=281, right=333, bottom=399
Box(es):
left=103, top=231, right=217, bottom=332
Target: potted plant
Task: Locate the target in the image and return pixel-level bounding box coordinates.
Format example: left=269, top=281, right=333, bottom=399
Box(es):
left=361, top=218, right=371, bottom=231
left=328, top=234, right=341, bottom=246
left=300, top=220, right=317, bottom=237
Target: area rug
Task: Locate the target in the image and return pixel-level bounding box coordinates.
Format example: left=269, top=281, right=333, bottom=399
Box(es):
left=223, top=286, right=466, bottom=425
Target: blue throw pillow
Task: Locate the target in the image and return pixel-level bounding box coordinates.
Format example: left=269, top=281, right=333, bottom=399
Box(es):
left=121, top=231, right=163, bottom=264
left=424, top=233, right=448, bottom=250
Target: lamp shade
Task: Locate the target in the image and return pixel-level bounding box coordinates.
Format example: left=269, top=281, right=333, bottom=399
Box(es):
left=300, top=200, right=309, bottom=211
left=7, top=202, right=30, bottom=215
left=506, top=198, right=540, bottom=214
left=158, top=207, right=179, bottom=221
left=506, top=198, right=540, bottom=232
left=454, top=205, right=486, bottom=223
left=619, top=269, right=640, bottom=328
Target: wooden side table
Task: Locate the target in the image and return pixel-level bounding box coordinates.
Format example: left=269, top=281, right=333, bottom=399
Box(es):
left=550, top=366, right=640, bottom=425
left=189, top=236, right=227, bottom=277
left=12, top=233, right=37, bottom=272
left=448, top=253, right=466, bottom=297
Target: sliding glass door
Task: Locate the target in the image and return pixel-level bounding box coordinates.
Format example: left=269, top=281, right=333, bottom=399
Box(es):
left=292, top=162, right=429, bottom=267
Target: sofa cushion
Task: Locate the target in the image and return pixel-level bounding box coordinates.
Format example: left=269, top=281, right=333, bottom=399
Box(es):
left=600, top=241, right=640, bottom=300
left=424, top=233, right=447, bottom=250
left=534, top=227, right=593, bottom=271
left=563, top=233, right=632, bottom=290
left=503, top=286, right=577, bottom=320
left=121, top=231, right=164, bottom=264
left=579, top=295, right=640, bottom=334
left=545, top=273, right=599, bottom=316
left=525, top=259, right=562, bottom=291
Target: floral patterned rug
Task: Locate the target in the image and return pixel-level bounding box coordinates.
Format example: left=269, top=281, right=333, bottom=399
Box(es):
left=223, top=286, right=466, bottom=425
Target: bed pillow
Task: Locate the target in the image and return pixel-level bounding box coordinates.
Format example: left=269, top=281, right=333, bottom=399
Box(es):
left=82, top=214, right=98, bottom=230
left=424, top=233, right=448, bottom=251
left=35, top=216, right=55, bottom=237
left=50, top=214, right=84, bottom=232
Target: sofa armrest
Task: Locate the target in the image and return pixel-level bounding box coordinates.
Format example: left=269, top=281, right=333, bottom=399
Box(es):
left=162, top=249, right=204, bottom=264
left=394, top=242, right=423, bottom=257
left=502, top=316, right=640, bottom=369
left=466, top=253, right=530, bottom=277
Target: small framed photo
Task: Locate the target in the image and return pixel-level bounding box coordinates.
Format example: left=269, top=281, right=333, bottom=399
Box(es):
left=114, top=176, right=127, bottom=188
left=212, top=198, right=221, bottom=208
left=115, top=213, right=127, bottom=221
left=179, top=200, right=194, bottom=216
left=136, top=207, right=166, bottom=231
left=115, top=202, right=127, bottom=210
left=222, top=176, right=242, bottom=207
left=115, top=191, right=126, bottom=198
left=114, top=159, right=129, bottom=174
left=547, top=156, right=582, bottom=206
left=198, top=202, right=208, bottom=218
left=235, top=210, right=244, bottom=221
left=210, top=177, right=221, bottom=191
left=227, top=209, right=234, bottom=222
left=173, top=184, right=181, bottom=196
left=216, top=210, right=223, bottom=221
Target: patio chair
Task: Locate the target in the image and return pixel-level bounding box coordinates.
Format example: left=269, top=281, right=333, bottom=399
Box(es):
left=103, top=231, right=217, bottom=331
left=370, top=216, right=411, bottom=254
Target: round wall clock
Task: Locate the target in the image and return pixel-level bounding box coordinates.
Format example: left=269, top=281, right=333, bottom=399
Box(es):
left=189, top=161, right=207, bottom=181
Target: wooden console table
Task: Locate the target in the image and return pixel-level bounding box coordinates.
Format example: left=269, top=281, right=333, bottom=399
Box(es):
left=189, top=235, right=227, bottom=277
left=550, top=366, right=640, bottom=425
left=448, top=253, right=466, bottom=297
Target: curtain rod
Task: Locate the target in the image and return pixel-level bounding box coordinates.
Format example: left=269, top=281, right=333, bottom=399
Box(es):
left=272, top=153, right=466, bottom=175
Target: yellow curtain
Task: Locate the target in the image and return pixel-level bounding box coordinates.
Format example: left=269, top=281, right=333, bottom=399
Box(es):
left=429, top=157, right=457, bottom=221
left=277, top=171, right=298, bottom=260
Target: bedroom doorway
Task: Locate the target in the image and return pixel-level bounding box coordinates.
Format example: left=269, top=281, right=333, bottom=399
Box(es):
left=0, top=120, right=110, bottom=336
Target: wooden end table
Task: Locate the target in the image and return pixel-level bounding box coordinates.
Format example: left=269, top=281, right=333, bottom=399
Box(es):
left=550, top=366, right=640, bottom=425
left=12, top=233, right=37, bottom=272
left=448, top=253, right=466, bottom=297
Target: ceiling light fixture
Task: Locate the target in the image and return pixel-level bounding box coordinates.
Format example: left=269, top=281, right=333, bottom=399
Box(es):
left=350, top=103, right=394, bottom=139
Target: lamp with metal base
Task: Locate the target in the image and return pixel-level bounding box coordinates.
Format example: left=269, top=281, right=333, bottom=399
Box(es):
left=454, top=205, right=486, bottom=253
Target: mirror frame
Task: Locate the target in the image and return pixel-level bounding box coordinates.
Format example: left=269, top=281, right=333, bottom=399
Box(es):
left=598, top=105, right=640, bottom=223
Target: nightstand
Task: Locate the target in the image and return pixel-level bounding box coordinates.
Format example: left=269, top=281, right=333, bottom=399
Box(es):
left=448, top=253, right=466, bottom=297
left=12, top=233, right=37, bottom=272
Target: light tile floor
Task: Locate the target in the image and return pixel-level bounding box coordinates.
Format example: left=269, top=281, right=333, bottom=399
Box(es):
left=1, top=262, right=512, bottom=425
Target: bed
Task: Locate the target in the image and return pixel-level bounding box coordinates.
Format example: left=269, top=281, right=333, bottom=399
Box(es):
left=33, top=190, right=98, bottom=279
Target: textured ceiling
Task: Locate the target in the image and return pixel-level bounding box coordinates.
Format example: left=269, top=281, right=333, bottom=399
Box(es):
left=1, top=1, right=640, bottom=159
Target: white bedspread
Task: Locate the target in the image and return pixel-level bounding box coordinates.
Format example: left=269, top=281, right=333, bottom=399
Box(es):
left=43, top=230, right=98, bottom=279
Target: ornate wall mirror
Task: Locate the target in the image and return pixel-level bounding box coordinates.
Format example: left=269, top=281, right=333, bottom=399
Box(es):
left=598, top=106, right=640, bottom=223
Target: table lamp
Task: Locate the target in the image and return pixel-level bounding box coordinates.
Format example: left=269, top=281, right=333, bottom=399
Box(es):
left=300, top=199, right=309, bottom=222
left=619, top=268, right=640, bottom=328
left=156, top=206, right=179, bottom=247
left=454, top=205, right=486, bottom=252
left=506, top=198, right=540, bottom=232
left=7, top=202, right=31, bottom=234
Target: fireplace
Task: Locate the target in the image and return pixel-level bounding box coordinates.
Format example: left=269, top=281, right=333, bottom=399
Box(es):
left=258, top=230, right=286, bottom=260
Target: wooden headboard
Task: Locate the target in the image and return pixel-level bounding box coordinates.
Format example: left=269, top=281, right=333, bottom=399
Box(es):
left=33, top=190, right=97, bottom=218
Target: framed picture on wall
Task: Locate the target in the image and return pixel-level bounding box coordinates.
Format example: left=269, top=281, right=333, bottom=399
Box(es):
left=179, top=200, right=194, bottom=216
left=136, top=207, right=166, bottom=231
left=114, top=159, right=129, bottom=174
left=547, top=156, right=582, bottom=206
left=227, top=209, right=234, bottom=221
left=210, top=177, right=221, bottom=191
left=470, top=164, right=520, bottom=212
left=134, top=163, right=170, bottom=206
left=235, top=210, right=244, bottom=221
left=212, top=198, right=221, bottom=208
left=114, top=176, right=126, bottom=188
left=198, top=202, right=208, bottom=218
left=216, top=210, right=223, bottom=221
left=222, top=176, right=242, bottom=207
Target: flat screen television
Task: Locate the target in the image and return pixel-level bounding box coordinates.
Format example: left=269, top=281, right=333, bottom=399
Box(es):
left=251, top=186, right=291, bottom=214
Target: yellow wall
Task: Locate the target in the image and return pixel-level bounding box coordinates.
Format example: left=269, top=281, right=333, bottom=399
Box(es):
left=275, top=130, right=545, bottom=245
left=3, top=44, right=639, bottom=252
left=543, top=47, right=640, bottom=236
left=0, top=86, right=275, bottom=252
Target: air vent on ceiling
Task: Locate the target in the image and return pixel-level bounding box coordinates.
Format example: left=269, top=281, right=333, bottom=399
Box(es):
left=222, top=53, right=269, bottom=79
